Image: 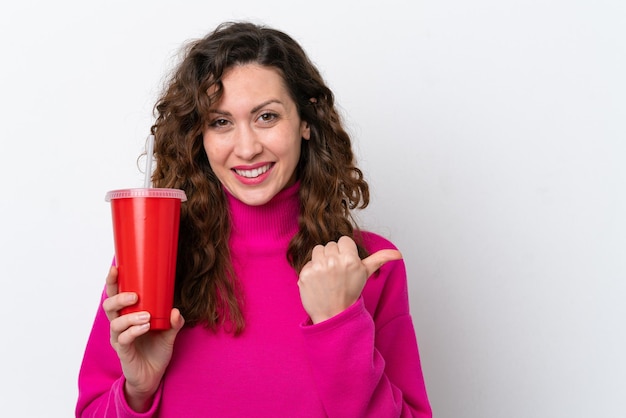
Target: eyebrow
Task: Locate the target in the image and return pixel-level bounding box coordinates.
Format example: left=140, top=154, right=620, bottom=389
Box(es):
left=209, top=99, right=284, bottom=116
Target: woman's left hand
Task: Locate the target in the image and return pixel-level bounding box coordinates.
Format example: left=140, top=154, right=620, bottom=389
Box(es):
left=298, top=236, right=402, bottom=324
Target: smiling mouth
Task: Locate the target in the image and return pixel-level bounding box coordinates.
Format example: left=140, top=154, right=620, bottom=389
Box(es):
left=233, top=163, right=273, bottom=178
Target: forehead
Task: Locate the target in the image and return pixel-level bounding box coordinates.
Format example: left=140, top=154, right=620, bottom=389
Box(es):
left=222, top=64, right=286, bottom=91
left=209, top=64, right=294, bottom=111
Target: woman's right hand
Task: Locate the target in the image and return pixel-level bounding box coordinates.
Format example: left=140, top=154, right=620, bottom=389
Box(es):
left=101, top=265, right=185, bottom=412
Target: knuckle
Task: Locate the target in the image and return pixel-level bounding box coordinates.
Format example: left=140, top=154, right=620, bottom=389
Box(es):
left=102, top=297, right=114, bottom=313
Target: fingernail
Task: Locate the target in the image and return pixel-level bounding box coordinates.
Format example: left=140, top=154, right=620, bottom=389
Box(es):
left=136, top=313, right=150, bottom=322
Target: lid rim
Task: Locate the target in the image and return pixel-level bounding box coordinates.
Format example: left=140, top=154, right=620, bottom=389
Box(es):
left=105, top=188, right=187, bottom=202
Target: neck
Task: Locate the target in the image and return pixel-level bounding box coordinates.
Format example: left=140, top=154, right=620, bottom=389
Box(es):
left=225, top=182, right=300, bottom=248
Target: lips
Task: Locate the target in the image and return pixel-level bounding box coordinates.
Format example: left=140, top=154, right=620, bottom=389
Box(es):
left=233, top=163, right=273, bottom=179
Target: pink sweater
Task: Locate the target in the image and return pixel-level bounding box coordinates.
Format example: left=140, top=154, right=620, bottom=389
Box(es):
left=76, top=182, right=432, bottom=417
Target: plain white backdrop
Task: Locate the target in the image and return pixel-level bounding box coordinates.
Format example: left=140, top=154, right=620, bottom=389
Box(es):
left=1, top=1, right=624, bottom=417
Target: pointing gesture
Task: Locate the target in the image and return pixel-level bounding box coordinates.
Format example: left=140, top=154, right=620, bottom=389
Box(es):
left=298, top=236, right=402, bottom=324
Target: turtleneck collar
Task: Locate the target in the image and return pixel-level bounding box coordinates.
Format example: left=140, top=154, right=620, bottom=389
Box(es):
left=225, top=181, right=301, bottom=249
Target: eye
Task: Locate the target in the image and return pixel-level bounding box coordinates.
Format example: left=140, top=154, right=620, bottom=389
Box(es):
left=208, top=118, right=230, bottom=128
left=258, top=112, right=278, bottom=123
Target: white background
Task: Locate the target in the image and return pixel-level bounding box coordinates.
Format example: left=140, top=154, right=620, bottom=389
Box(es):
left=1, top=1, right=624, bottom=417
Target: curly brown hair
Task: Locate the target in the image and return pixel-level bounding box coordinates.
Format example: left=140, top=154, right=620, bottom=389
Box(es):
left=150, top=21, right=369, bottom=334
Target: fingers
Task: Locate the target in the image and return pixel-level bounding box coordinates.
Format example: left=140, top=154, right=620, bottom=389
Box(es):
left=314, top=236, right=356, bottom=259
left=170, top=308, right=185, bottom=331
left=298, top=236, right=402, bottom=324
left=161, top=309, right=186, bottom=343
left=105, top=265, right=119, bottom=298
left=112, top=311, right=151, bottom=346
left=103, top=291, right=138, bottom=319
left=111, top=308, right=184, bottom=354
left=362, top=249, right=403, bottom=278
left=313, top=236, right=402, bottom=278
left=103, top=265, right=140, bottom=323
left=334, top=236, right=402, bottom=277
left=337, top=235, right=358, bottom=252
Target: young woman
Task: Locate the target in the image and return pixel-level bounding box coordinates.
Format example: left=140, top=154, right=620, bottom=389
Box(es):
left=77, top=21, right=432, bottom=417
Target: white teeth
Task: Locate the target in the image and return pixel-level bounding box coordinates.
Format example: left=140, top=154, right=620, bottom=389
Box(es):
left=235, top=164, right=271, bottom=178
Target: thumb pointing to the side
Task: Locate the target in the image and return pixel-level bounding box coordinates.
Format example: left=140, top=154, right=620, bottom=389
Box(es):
left=362, top=249, right=403, bottom=278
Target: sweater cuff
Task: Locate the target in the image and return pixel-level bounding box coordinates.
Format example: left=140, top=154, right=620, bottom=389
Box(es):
left=113, top=376, right=162, bottom=417
left=299, top=297, right=367, bottom=332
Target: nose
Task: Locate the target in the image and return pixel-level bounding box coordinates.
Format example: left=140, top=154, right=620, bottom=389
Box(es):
left=233, top=125, right=262, bottom=160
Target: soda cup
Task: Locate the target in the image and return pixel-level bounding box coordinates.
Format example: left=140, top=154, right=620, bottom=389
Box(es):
left=105, top=188, right=187, bottom=330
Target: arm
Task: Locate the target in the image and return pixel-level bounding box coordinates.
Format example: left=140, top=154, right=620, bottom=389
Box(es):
left=76, top=266, right=183, bottom=417
left=76, top=290, right=163, bottom=418
left=299, top=236, right=431, bottom=417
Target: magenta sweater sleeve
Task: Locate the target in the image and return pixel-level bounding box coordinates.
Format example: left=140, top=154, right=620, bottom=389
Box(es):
left=75, top=290, right=162, bottom=418
left=300, top=242, right=432, bottom=417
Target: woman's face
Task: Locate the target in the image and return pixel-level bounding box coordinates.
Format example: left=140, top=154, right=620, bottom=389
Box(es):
left=202, top=64, right=310, bottom=206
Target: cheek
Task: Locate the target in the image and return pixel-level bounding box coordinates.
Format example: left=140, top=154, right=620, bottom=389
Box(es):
left=276, top=127, right=304, bottom=155
left=202, top=138, right=226, bottom=165
left=271, top=137, right=300, bottom=163
left=201, top=134, right=211, bottom=156
left=284, top=142, right=302, bottom=170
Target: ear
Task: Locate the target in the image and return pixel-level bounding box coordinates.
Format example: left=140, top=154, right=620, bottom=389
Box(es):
left=300, top=120, right=311, bottom=140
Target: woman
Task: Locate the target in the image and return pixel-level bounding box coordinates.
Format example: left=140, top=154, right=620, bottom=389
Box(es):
left=77, top=21, right=431, bottom=417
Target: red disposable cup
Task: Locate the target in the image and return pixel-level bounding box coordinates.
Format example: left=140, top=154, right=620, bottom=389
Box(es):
left=105, top=188, right=187, bottom=330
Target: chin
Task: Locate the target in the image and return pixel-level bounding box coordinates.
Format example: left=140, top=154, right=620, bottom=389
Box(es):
left=232, top=189, right=276, bottom=206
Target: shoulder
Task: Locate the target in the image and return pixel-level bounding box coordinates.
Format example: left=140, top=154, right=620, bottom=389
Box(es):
left=357, top=230, right=411, bottom=320
left=356, top=230, right=406, bottom=280
left=357, top=230, right=399, bottom=253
